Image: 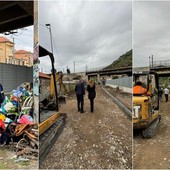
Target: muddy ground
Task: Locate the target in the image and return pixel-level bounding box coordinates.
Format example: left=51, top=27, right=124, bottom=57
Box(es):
left=40, top=85, right=132, bottom=169
left=133, top=96, right=170, bottom=169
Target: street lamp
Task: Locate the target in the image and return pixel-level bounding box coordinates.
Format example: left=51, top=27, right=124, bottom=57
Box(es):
left=45, top=24, right=53, bottom=55
left=45, top=23, right=59, bottom=111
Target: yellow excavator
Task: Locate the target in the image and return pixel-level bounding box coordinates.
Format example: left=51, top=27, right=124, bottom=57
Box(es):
left=133, top=71, right=161, bottom=138
left=39, top=46, right=67, bottom=163
left=50, top=71, right=67, bottom=104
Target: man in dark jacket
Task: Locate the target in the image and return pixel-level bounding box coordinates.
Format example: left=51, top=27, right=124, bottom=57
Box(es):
left=0, top=83, right=5, bottom=105
left=75, top=78, right=85, bottom=113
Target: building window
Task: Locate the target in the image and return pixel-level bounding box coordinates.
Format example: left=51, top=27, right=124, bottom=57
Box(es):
left=8, top=58, right=11, bottom=64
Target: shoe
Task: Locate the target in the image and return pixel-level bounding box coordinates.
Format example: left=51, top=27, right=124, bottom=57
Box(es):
left=80, top=111, right=86, bottom=113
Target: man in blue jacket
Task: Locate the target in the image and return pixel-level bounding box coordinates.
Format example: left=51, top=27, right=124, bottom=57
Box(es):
left=75, top=77, right=85, bottom=113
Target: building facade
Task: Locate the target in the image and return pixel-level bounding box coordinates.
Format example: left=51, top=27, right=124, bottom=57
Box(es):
left=0, top=36, right=14, bottom=63
left=14, top=50, right=33, bottom=67
left=0, top=36, right=33, bottom=67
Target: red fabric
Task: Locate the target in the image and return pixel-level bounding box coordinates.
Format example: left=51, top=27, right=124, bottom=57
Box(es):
left=0, top=119, right=5, bottom=130
left=18, top=115, right=32, bottom=124
left=11, top=96, right=19, bottom=102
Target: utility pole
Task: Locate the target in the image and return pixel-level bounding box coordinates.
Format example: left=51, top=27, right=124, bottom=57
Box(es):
left=152, top=55, right=153, bottom=68
left=86, top=65, right=87, bottom=72
left=73, top=61, right=75, bottom=74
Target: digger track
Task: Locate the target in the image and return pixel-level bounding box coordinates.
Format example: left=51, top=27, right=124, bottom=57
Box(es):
left=102, top=86, right=132, bottom=119
left=39, top=115, right=66, bottom=165
left=142, top=115, right=161, bottom=138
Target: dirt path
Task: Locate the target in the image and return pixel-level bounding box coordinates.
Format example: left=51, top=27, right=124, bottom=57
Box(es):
left=40, top=86, right=132, bottom=169
left=133, top=97, right=170, bottom=169
left=105, top=86, right=132, bottom=111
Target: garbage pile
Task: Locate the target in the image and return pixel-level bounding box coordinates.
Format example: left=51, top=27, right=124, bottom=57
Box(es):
left=0, top=83, right=38, bottom=159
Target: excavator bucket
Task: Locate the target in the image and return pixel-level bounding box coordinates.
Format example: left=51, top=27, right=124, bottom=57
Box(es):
left=58, top=95, right=66, bottom=105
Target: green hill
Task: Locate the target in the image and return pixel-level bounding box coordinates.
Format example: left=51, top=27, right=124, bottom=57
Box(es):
left=104, top=49, right=132, bottom=70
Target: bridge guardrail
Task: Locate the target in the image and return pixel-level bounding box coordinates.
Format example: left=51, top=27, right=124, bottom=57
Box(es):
left=151, top=60, right=170, bottom=68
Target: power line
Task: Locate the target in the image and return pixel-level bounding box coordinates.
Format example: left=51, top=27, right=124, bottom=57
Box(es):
left=52, top=36, right=63, bottom=67
left=39, top=23, right=48, bottom=29
left=14, top=37, right=33, bottom=47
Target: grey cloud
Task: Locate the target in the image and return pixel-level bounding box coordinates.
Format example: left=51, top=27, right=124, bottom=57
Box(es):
left=39, top=1, right=132, bottom=73
left=134, top=1, right=170, bottom=67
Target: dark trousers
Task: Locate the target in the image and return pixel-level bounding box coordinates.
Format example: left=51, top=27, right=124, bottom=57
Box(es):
left=165, top=94, right=168, bottom=102
left=76, top=94, right=84, bottom=112
left=0, top=133, right=8, bottom=145
left=159, top=94, right=162, bottom=101
left=90, top=99, right=94, bottom=112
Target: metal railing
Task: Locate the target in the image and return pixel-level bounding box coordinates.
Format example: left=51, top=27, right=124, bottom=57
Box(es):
left=150, top=60, right=170, bottom=68
left=86, top=66, right=106, bottom=72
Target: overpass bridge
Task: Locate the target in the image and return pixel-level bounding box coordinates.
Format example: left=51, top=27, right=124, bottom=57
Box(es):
left=86, top=66, right=132, bottom=82
left=150, top=60, right=170, bottom=77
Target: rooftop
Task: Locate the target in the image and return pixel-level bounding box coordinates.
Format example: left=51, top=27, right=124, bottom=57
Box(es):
left=0, top=36, right=13, bottom=43
left=15, top=49, right=32, bottom=54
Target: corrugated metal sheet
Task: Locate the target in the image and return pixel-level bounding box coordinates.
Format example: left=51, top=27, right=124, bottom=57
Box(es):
left=0, top=63, right=33, bottom=93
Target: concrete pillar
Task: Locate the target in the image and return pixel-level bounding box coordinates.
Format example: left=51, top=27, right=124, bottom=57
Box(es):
left=97, top=73, right=100, bottom=84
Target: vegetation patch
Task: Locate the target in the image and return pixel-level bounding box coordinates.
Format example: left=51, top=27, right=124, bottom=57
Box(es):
left=104, top=49, right=132, bottom=70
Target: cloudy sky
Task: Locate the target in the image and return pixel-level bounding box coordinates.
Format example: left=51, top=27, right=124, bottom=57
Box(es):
left=39, top=1, right=132, bottom=73
left=0, top=26, right=33, bottom=52
left=133, top=1, right=170, bottom=67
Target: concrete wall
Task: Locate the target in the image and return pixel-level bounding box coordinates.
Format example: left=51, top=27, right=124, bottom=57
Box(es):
left=106, top=76, right=132, bottom=93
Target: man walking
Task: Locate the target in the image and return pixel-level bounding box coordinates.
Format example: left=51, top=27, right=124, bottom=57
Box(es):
left=159, top=86, right=163, bottom=102
left=164, top=87, right=169, bottom=102
left=75, top=77, right=85, bottom=113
